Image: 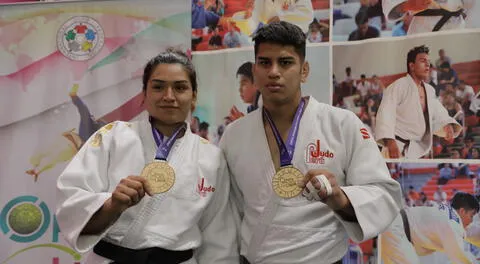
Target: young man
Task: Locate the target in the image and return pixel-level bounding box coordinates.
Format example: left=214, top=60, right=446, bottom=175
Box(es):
left=380, top=192, right=479, bottom=263
left=220, top=21, right=402, bottom=264
left=375, top=45, right=462, bottom=159
left=228, top=61, right=262, bottom=122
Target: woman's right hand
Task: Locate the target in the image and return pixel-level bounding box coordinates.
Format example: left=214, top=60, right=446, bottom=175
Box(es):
left=105, top=176, right=153, bottom=215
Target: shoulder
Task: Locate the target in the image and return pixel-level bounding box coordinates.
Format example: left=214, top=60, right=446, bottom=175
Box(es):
left=312, top=100, right=360, bottom=126
left=87, top=121, right=135, bottom=147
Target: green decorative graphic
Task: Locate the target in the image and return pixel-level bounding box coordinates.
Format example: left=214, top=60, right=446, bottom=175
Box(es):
left=65, top=30, right=76, bottom=41
left=1, top=244, right=82, bottom=264
left=8, top=203, right=42, bottom=235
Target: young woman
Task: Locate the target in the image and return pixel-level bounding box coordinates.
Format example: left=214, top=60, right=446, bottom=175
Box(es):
left=56, top=49, right=238, bottom=264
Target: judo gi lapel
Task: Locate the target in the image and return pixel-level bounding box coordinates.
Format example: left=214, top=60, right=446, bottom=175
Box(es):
left=246, top=96, right=313, bottom=262
left=404, top=75, right=433, bottom=158
left=120, top=117, right=191, bottom=246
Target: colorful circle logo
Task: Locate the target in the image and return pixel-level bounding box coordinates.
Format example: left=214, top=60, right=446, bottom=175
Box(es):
left=1, top=196, right=50, bottom=243
left=57, top=16, right=105, bottom=61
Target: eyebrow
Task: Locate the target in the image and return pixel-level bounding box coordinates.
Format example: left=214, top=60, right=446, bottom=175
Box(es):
left=151, top=79, right=189, bottom=84
left=257, top=56, right=296, bottom=61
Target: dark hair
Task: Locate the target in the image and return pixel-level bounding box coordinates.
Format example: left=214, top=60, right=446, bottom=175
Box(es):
left=451, top=192, right=480, bottom=213
left=355, top=10, right=369, bottom=26
left=407, top=45, right=429, bottom=74
left=252, top=21, right=306, bottom=61
left=142, top=48, right=197, bottom=93
left=236, top=62, right=254, bottom=83
left=361, top=74, right=366, bottom=79
left=199, top=121, right=209, bottom=131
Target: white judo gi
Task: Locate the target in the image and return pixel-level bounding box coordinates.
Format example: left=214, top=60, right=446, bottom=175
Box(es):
left=55, top=118, right=238, bottom=264
left=375, top=74, right=462, bottom=159
left=382, top=0, right=475, bottom=34
left=220, top=96, right=402, bottom=264
left=251, top=0, right=314, bottom=33
left=381, top=204, right=476, bottom=263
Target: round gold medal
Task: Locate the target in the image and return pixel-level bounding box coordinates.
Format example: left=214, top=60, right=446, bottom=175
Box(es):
left=140, top=161, right=175, bottom=194
left=272, top=166, right=304, bottom=198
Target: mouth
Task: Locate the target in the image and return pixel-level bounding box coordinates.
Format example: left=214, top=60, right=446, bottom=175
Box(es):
left=265, top=83, right=283, bottom=92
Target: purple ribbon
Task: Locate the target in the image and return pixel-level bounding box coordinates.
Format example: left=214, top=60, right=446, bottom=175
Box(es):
left=263, top=98, right=306, bottom=167
left=151, top=121, right=186, bottom=161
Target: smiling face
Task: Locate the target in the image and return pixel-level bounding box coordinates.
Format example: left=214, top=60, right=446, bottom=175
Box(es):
left=143, top=63, right=197, bottom=126
left=253, top=42, right=309, bottom=107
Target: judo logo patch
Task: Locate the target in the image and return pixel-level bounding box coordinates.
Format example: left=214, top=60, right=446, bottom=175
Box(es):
left=305, top=140, right=334, bottom=164
left=197, top=178, right=215, bottom=197
left=360, top=128, right=370, bottom=139
left=57, top=16, right=105, bottom=61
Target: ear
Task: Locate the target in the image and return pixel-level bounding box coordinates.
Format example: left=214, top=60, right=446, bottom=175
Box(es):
left=301, top=61, right=310, bottom=83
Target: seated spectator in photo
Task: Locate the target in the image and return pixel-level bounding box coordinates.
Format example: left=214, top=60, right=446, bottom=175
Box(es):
left=435, top=49, right=452, bottom=70
left=438, top=61, right=459, bottom=92
left=427, top=63, right=438, bottom=92
left=438, top=163, right=454, bottom=185
left=208, top=26, right=223, bottom=50
left=307, top=19, right=326, bottom=43
left=442, top=90, right=464, bottom=124
left=205, top=0, right=224, bottom=16
left=433, top=185, right=447, bottom=203
left=356, top=74, right=372, bottom=101
left=450, top=149, right=461, bottom=159
left=456, top=80, right=475, bottom=107
left=348, top=10, right=379, bottom=41
left=222, top=22, right=241, bottom=48
left=407, top=185, right=420, bottom=204
left=467, top=147, right=480, bottom=160
left=461, top=136, right=474, bottom=158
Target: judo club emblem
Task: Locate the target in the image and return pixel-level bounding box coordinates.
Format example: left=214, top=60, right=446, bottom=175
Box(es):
left=57, top=16, right=104, bottom=61
left=305, top=140, right=334, bottom=164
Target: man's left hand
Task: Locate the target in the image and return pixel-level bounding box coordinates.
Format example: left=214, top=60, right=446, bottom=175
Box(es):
left=298, top=169, right=350, bottom=211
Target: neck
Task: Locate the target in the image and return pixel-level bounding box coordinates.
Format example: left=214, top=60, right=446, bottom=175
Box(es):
left=409, top=73, right=424, bottom=87
left=152, top=120, right=185, bottom=138
left=264, top=94, right=304, bottom=128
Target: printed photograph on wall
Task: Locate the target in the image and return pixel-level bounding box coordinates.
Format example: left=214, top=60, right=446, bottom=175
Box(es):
left=192, top=0, right=330, bottom=51
left=332, top=30, right=480, bottom=160
left=378, top=161, right=480, bottom=264
left=331, top=0, right=480, bottom=42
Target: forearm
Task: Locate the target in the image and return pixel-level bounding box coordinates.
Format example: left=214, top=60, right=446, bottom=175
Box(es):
left=81, top=198, right=121, bottom=235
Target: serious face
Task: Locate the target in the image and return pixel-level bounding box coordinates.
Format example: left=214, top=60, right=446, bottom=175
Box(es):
left=253, top=43, right=308, bottom=106
left=409, top=53, right=430, bottom=81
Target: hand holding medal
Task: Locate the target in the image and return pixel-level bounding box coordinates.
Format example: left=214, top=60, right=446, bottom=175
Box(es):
left=298, top=169, right=350, bottom=211
left=107, top=176, right=153, bottom=214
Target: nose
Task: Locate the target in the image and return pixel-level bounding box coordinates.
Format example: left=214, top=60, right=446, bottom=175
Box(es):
left=268, top=63, right=280, bottom=79
left=162, top=86, right=175, bottom=102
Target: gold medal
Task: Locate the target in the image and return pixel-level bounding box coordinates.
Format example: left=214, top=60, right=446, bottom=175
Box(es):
left=272, top=166, right=304, bottom=198
left=140, top=161, right=175, bottom=194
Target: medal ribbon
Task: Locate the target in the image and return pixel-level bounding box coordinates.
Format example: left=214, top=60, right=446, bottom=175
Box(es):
left=151, top=119, right=186, bottom=161
left=263, top=98, right=305, bottom=167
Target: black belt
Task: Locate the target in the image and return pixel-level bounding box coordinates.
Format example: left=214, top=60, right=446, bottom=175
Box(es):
left=93, top=240, right=193, bottom=264
left=395, top=135, right=410, bottom=156
left=400, top=209, right=412, bottom=243
left=240, top=255, right=342, bottom=264
left=415, top=8, right=465, bottom=31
